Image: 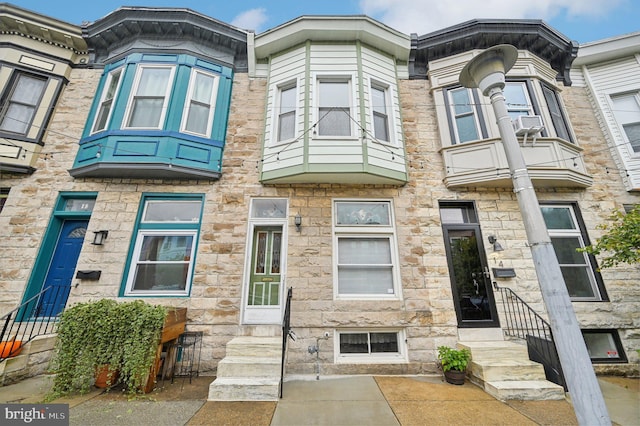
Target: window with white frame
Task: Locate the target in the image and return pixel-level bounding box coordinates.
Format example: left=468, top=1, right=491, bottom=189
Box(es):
left=504, top=81, right=535, bottom=120
left=371, top=83, right=390, bottom=142
left=124, top=65, right=175, bottom=129
left=123, top=196, right=203, bottom=296
left=333, top=200, right=399, bottom=298
left=445, top=86, right=484, bottom=144
left=611, top=92, right=640, bottom=154
left=92, top=68, right=123, bottom=133
left=181, top=69, right=219, bottom=137
left=540, top=204, right=606, bottom=301
left=336, top=329, right=406, bottom=362
left=317, top=77, right=352, bottom=137
left=276, top=83, right=297, bottom=142
left=0, top=71, right=47, bottom=135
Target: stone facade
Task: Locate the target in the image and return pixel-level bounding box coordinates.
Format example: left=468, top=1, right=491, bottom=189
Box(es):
left=0, top=7, right=638, bottom=379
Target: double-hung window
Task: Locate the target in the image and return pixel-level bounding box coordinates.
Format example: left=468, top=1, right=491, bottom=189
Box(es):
left=181, top=69, right=219, bottom=137
left=541, top=84, right=572, bottom=142
left=276, top=83, right=297, bottom=142
left=125, top=65, right=175, bottom=129
left=92, top=68, right=123, bottom=133
left=317, top=78, right=352, bottom=137
left=123, top=195, right=203, bottom=296
left=540, top=203, right=606, bottom=301
left=445, top=86, right=484, bottom=144
left=0, top=71, right=47, bottom=135
left=504, top=82, right=535, bottom=120
left=371, top=83, right=390, bottom=142
left=333, top=200, right=399, bottom=298
left=610, top=92, right=640, bottom=154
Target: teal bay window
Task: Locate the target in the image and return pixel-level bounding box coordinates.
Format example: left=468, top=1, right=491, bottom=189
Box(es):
left=122, top=195, right=203, bottom=297
left=70, top=54, right=233, bottom=180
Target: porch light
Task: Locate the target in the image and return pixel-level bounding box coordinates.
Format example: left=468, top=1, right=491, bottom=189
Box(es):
left=487, top=235, right=504, bottom=252
left=294, top=213, right=302, bottom=231
left=92, top=230, right=109, bottom=245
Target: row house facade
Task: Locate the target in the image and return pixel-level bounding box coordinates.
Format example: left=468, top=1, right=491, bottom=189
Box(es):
left=0, top=3, right=638, bottom=391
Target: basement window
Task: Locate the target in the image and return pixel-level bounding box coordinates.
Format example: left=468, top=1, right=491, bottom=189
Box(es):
left=582, top=330, right=627, bottom=363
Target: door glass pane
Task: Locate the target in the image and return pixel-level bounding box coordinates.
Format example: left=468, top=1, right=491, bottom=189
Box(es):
left=255, top=232, right=267, bottom=274
left=271, top=232, right=282, bottom=274
left=448, top=230, right=493, bottom=321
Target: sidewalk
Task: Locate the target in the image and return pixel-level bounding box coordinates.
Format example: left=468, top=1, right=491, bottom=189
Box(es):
left=0, top=374, right=637, bottom=425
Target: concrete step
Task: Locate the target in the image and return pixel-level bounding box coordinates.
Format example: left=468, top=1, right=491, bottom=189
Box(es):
left=216, top=356, right=281, bottom=378
left=458, top=340, right=529, bottom=361
left=470, top=358, right=547, bottom=382
left=208, top=377, right=280, bottom=401
left=485, top=380, right=565, bottom=401
left=224, top=337, right=282, bottom=358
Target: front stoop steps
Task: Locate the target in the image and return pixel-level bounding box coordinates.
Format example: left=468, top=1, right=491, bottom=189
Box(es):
left=458, top=340, right=565, bottom=401
left=0, top=335, right=57, bottom=385
left=208, top=336, right=281, bottom=401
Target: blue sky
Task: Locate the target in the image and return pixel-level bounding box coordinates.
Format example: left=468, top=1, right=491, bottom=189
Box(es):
left=16, top=0, right=640, bottom=43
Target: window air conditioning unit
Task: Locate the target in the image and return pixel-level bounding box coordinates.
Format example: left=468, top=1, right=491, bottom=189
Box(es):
left=512, top=115, right=544, bottom=136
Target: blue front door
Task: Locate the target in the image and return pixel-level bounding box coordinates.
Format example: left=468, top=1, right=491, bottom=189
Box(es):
left=38, top=220, right=87, bottom=317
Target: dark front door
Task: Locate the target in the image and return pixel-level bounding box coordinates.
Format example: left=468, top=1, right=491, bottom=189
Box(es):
left=440, top=202, right=499, bottom=328
left=38, top=220, right=87, bottom=317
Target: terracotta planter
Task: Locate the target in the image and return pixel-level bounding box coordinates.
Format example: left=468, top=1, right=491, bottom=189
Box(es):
left=95, top=365, right=119, bottom=388
left=0, top=340, right=23, bottom=358
left=443, top=369, right=466, bottom=385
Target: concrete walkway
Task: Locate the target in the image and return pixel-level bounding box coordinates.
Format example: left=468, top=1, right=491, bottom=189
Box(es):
left=0, top=374, right=637, bottom=425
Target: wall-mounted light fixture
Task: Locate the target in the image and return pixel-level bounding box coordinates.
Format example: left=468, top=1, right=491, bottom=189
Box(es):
left=92, top=230, right=109, bottom=245
left=294, top=213, right=302, bottom=232
left=487, top=235, right=504, bottom=252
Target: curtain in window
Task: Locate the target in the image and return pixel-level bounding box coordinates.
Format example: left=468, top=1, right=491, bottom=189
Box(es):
left=0, top=74, right=46, bottom=134
left=185, top=72, right=214, bottom=135
left=338, top=238, right=393, bottom=294
left=128, top=67, right=172, bottom=128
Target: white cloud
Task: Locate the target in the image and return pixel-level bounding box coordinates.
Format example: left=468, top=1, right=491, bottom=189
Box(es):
left=359, top=0, right=623, bottom=35
left=230, top=8, right=269, bottom=32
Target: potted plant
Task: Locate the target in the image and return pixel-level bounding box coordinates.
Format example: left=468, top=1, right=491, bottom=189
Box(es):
left=437, top=345, right=471, bottom=385
left=47, top=299, right=167, bottom=399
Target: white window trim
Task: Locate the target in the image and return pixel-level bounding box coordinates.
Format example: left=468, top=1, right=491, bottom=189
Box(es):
left=179, top=68, right=219, bottom=138
left=334, top=329, right=408, bottom=364
left=609, top=91, right=640, bottom=159
left=91, top=67, right=123, bottom=134
left=122, top=64, right=176, bottom=130
left=332, top=199, right=401, bottom=300
left=542, top=204, right=601, bottom=301
left=313, top=73, right=357, bottom=140
left=505, top=81, right=535, bottom=118
left=369, top=79, right=396, bottom=146
left=270, top=79, right=299, bottom=147
left=446, top=86, right=482, bottom=144
left=124, top=229, right=197, bottom=297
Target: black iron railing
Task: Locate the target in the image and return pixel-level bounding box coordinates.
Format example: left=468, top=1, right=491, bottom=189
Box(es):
left=493, top=282, right=566, bottom=390
left=280, top=287, right=293, bottom=398
left=0, top=285, right=68, bottom=362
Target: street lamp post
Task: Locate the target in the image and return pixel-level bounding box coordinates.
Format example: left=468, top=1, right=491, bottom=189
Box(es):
left=459, top=44, right=610, bottom=425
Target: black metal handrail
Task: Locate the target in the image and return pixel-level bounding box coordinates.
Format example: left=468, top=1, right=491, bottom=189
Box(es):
left=0, top=285, right=68, bottom=362
left=280, top=287, right=293, bottom=398
left=493, top=282, right=566, bottom=390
